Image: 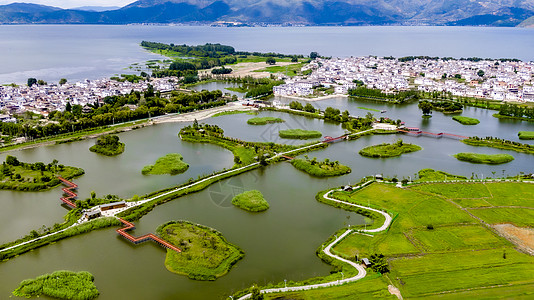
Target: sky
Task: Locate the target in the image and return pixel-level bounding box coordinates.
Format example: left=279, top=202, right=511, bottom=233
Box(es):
left=0, top=0, right=135, bottom=8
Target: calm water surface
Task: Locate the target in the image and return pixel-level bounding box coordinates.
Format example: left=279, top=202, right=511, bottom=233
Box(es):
left=1, top=25, right=534, bottom=83
left=1, top=96, right=534, bottom=299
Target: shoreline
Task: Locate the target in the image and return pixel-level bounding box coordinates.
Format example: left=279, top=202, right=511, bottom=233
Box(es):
left=278, top=94, right=348, bottom=102
left=1, top=103, right=256, bottom=154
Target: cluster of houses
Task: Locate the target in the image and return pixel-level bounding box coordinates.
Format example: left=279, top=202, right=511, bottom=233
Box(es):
left=0, top=77, right=177, bottom=118
left=274, top=56, right=534, bottom=102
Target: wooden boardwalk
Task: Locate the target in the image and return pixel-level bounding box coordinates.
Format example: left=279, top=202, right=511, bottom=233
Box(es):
left=58, top=177, right=78, bottom=208
left=116, top=218, right=181, bottom=253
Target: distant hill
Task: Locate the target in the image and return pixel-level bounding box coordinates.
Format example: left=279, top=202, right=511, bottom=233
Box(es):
left=72, top=6, right=121, bottom=12
left=0, top=0, right=533, bottom=26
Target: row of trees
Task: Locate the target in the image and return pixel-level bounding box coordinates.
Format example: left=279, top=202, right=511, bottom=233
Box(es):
left=0, top=90, right=230, bottom=141
left=498, top=103, right=534, bottom=119
left=348, top=87, right=419, bottom=103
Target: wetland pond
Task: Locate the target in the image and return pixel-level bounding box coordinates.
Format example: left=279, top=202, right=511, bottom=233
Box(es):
left=1, top=96, right=533, bottom=299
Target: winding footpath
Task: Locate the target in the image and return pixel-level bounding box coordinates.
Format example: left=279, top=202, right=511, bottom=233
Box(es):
left=237, top=182, right=392, bottom=300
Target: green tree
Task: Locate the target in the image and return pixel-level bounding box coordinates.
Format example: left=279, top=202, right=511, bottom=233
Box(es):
left=65, top=102, right=72, bottom=113
left=304, top=103, right=316, bottom=113
left=6, top=155, right=20, bottom=166
left=265, top=57, right=276, bottom=65
left=37, top=79, right=47, bottom=86
left=418, top=100, right=433, bottom=116
left=370, top=253, right=389, bottom=273
left=59, top=78, right=67, bottom=85
left=310, top=52, right=319, bottom=59
left=291, top=56, right=298, bottom=62
left=250, top=284, right=264, bottom=300
left=477, top=70, right=485, bottom=77
left=27, top=78, right=37, bottom=87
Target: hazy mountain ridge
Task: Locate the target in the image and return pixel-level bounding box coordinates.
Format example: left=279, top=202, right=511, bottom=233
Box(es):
left=0, top=0, right=533, bottom=26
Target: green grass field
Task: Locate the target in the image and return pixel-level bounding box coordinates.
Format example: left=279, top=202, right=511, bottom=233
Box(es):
left=518, top=131, right=534, bottom=140
left=290, top=158, right=351, bottom=177
left=323, top=179, right=534, bottom=300
left=409, top=225, right=510, bottom=252
left=253, top=62, right=306, bottom=77
left=359, top=140, right=421, bottom=158
left=231, top=190, right=270, bottom=212
left=264, top=276, right=396, bottom=299
left=469, top=208, right=534, bottom=227
left=247, top=116, right=285, bottom=125
left=157, top=221, right=244, bottom=281
left=452, top=116, right=480, bottom=125
left=454, top=152, right=514, bottom=164
left=12, top=270, right=99, bottom=300
left=142, top=153, right=189, bottom=175
left=279, top=129, right=322, bottom=139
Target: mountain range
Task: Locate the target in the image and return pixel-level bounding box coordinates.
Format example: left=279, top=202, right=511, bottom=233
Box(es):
left=1, top=0, right=534, bottom=26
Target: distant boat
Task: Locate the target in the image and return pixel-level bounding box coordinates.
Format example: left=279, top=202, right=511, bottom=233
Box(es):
left=381, top=110, right=387, bottom=113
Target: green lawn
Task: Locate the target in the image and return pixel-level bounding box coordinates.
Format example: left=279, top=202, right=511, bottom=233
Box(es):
left=518, top=131, right=534, bottom=140
left=452, top=116, right=480, bottom=125
left=279, top=129, right=322, bottom=139
left=264, top=276, right=396, bottom=299
left=326, top=180, right=534, bottom=299
left=231, top=190, right=270, bottom=212
left=12, top=270, right=99, bottom=300
left=468, top=207, right=534, bottom=227
left=247, top=116, right=285, bottom=125
left=157, top=221, right=244, bottom=281
left=409, top=225, right=510, bottom=252
left=253, top=62, right=306, bottom=77
left=359, top=140, right=421, bottom=158
left=390, top=249, right=534, bottom=297
left=291, top=158, right=351, bottom=177
left=485, top=182, right=534, bottom=207
left=454, top=152, right=514, bottom=164
left=142, top=153, right=189, bottom=175
left=410, top=182, right=492, bottom=199
left=416, top=169, right=467, bottom=182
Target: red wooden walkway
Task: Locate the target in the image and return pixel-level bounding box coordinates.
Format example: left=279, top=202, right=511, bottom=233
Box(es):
left=116, top=218, right=182, bottom=253
left=322, top=135, right=347, bottom=143
left=58, top=177, right=78, bottom=208
left=280, top=155, right=294, bottom=160
left=397, top=129, right=467, bottom=139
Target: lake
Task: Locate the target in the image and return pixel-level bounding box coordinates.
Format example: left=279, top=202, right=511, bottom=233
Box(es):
left=1, top=25, right=534, bottom=84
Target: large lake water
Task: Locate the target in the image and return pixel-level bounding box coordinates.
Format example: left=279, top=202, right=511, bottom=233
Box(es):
left=1, top=25, right=534, bottom=299
left=1, top=25, right=534, bottom=84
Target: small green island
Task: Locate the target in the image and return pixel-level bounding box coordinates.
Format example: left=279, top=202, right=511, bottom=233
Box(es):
left=279, top=129, right=322, bottom=139
left=454, top=152, right=515, bottom=164
left=142, top=153, right=189, bottom=175
left=0, top=156, right=84, bottom=191
left=247, top=117, right=285, bottom=125
left=232, top=190, right=270, bottom=212
left=12, top=270, right=99, bottom=300
left=518, top=131, right=534, bottom=140
left=291, top=157, right=351, bottom=177
left=452, top=116, right=480, bottom=125
left=359, top=139, right=422, bottom=158
left=89, top=135, right=125, bottom=156
left=157, top=221, right=244, bottom=281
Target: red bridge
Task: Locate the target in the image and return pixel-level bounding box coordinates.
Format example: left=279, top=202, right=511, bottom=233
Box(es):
left=58, top=177, right=78, bottom=208
left=280, top=155, right=294, bottom=160
left=397, top=128, right=467, bottom=139
left=116, top=218, right=181, bottom=253
left=322, top=135, right=348, bottom=143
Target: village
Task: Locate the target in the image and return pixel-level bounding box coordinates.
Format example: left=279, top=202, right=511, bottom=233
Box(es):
left=274, top=56, right=534, bottom=102
left=0, top=77, right=177, bottom=122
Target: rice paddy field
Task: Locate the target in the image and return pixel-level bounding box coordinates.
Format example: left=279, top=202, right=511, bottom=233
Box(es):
left=271, top=180, right=534, bottom=299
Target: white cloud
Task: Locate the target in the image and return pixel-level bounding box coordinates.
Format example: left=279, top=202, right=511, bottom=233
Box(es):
left=0, top=0, right=135, bottom=9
